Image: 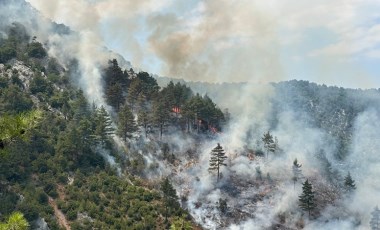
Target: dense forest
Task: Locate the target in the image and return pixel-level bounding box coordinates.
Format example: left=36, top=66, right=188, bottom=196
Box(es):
left=0, top=22, right=226, bottom=229
left=1, top=1, right=380, bottom=230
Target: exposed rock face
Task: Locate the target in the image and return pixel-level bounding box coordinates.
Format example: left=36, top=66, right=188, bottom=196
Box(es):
left=34, top=217, right=50, bottom=230
left=0, top=60, right=36, bottom=90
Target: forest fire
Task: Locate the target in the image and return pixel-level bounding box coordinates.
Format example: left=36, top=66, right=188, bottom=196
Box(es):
left=208, top=125, right=219, bottom=134
left=172, top=106, right=181, bottom=114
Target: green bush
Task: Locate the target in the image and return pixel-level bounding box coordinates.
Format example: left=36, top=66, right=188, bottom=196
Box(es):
left=27, top=42, right=46, bottom=59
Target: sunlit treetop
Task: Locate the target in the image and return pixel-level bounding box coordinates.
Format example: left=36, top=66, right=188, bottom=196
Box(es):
left=0, top=110, right=42, bottom=153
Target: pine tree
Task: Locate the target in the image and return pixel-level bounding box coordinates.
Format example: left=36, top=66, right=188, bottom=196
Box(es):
left=344, top=172, right=356, bottom=192
left=208, top=143, right=228, bottom=182
left=299, top=179, right=316, bottom=217
left=117, top=105, right=137, bottom=141
left=292, top=158, right=303, bottom=189
left=137, top=110, right=150, bottom=138
left=170, top=215, right=193, bottom=230
left=153, top=101, right=170, bottom=139
left=94, top=106, right=114, bottom=147
left=105, top=83, right=124, bottom=111
left=0, top=212, right=29, bottom=230
left=370, top=206, right=380, bottom=230
left=161, top=177, right=178, bottom=222
left=262, top=131, right=275, bottom=159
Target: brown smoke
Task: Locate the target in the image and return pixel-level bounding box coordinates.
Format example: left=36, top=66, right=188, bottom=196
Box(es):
left=147, top=0, right=284, bottom=83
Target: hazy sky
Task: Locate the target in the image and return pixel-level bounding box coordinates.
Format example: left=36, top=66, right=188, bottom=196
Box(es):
left=27, top=0, right=380, bottom=88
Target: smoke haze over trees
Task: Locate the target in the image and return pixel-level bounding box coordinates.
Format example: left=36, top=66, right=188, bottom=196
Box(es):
left=0, top=0, right=380, bottom=229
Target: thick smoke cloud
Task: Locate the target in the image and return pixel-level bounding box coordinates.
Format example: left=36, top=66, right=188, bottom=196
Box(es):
left=147, top=0, right=283, bottom=83
left=4, top=1, right=380, bottom=229
left=26, top=0, right=285, bottom=83
left=27, top=0, right=380, bottom=88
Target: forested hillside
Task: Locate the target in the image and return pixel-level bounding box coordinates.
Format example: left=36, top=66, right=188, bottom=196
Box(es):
left=0, top=22, right=224, bottom=229
left=1, top=1, right=380, bottom=230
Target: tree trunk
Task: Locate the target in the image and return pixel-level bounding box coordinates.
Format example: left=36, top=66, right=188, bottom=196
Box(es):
left=160, top=123, right=163, bottom=140
left=217, top=164, right=220, bottom=182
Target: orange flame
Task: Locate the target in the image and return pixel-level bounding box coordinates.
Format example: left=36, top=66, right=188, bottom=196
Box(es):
left=172, top=107, right=181, bottom=113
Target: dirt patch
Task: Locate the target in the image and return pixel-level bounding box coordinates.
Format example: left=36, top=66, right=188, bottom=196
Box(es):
left=48, top=197, right=71, bottom=230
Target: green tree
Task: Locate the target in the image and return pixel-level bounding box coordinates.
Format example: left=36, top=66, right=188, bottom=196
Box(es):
left=186, top=94, right=204, bottom=133
left=153, top=101, right=170, bottom=139
left=104, top=59, right=128, bottom=89
left=27, top=38, right=47, bottom=58
left=29, top=73, right=53, bottom=96
left=344, top=172, right=356, bottom=192
left=0, top=212, right=29, bottom=230
left=117, top=105, right=137, bottom=141
left=161, top=177, right=178, bottom=222
left=370, top=206, right=380, bottom=230
left=0, top=110, right=41, bottom=153
left=137, top=110, right=150, bottom=138
left=105, top=83, right=124, bottom=111
left=127, top=72, right=159, bottom=111
left=208, top=143, right=228, bottom=182
left=0, top=85, right=33, bottom=114
left=181, top=100, right=196, bottom=133
left=170, top=215, right=193, bottom=230
left=299, top=179, right=316, bottom=217
left=94, top=106, right=114, bottom=147
left=262, top=131, right=275, bottom=159
left=56, top=124, right=82, bottom=161
left=0, top=45, right=17, bottom=63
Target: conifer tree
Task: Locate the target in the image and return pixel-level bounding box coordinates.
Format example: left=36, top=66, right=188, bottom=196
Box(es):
left=137, top=110, right=150, bottom=138
left=94, top=106, right=114, bottom=147
left=106, top=83, right=124, bottom=111
left=153, top=101, right=170, bottom=139
left=170, top=214, right=193, bottom=230
left=208, top=143, right=228, bottom=182
left=344, top=172, right=356, bottom=192
left=370, top=206, right=380, bottom=230
left=117, top=105, right=137, bottom=141
left=292, top=158, right=303, bottom=189
left=161, top=177, right=178, bottom=222
left=0, top=212, right=29, bottom=230
left=262, top=131, right=275, bottom=158
left=299, top=179, right=316, bottom=217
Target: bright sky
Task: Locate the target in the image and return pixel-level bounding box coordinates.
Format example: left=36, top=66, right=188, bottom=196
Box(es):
left=27, top=0, right=380, bottom=88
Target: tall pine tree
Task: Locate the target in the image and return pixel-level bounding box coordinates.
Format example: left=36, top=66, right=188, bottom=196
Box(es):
left=137, top=110, right=150, bottom=138
left=94, top=106, right=114, bottom=147
left=117, top=105, right=137, bottom=141
left=262, top=131, right=275, bottom=159
left=299, top=179, right=316, bottom=217
left=208, top=143, right=228, bottom=182
left=153, top=101, right=170, bottom=139
left=161, top=177, right=178, bottom=222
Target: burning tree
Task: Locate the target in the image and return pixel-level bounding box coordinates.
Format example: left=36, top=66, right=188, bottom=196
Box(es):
left=299, top=179, right=316, bottom=217
left=208, top=143, right=227, bottom=182
left=370, top=206, right=380, bottom=230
